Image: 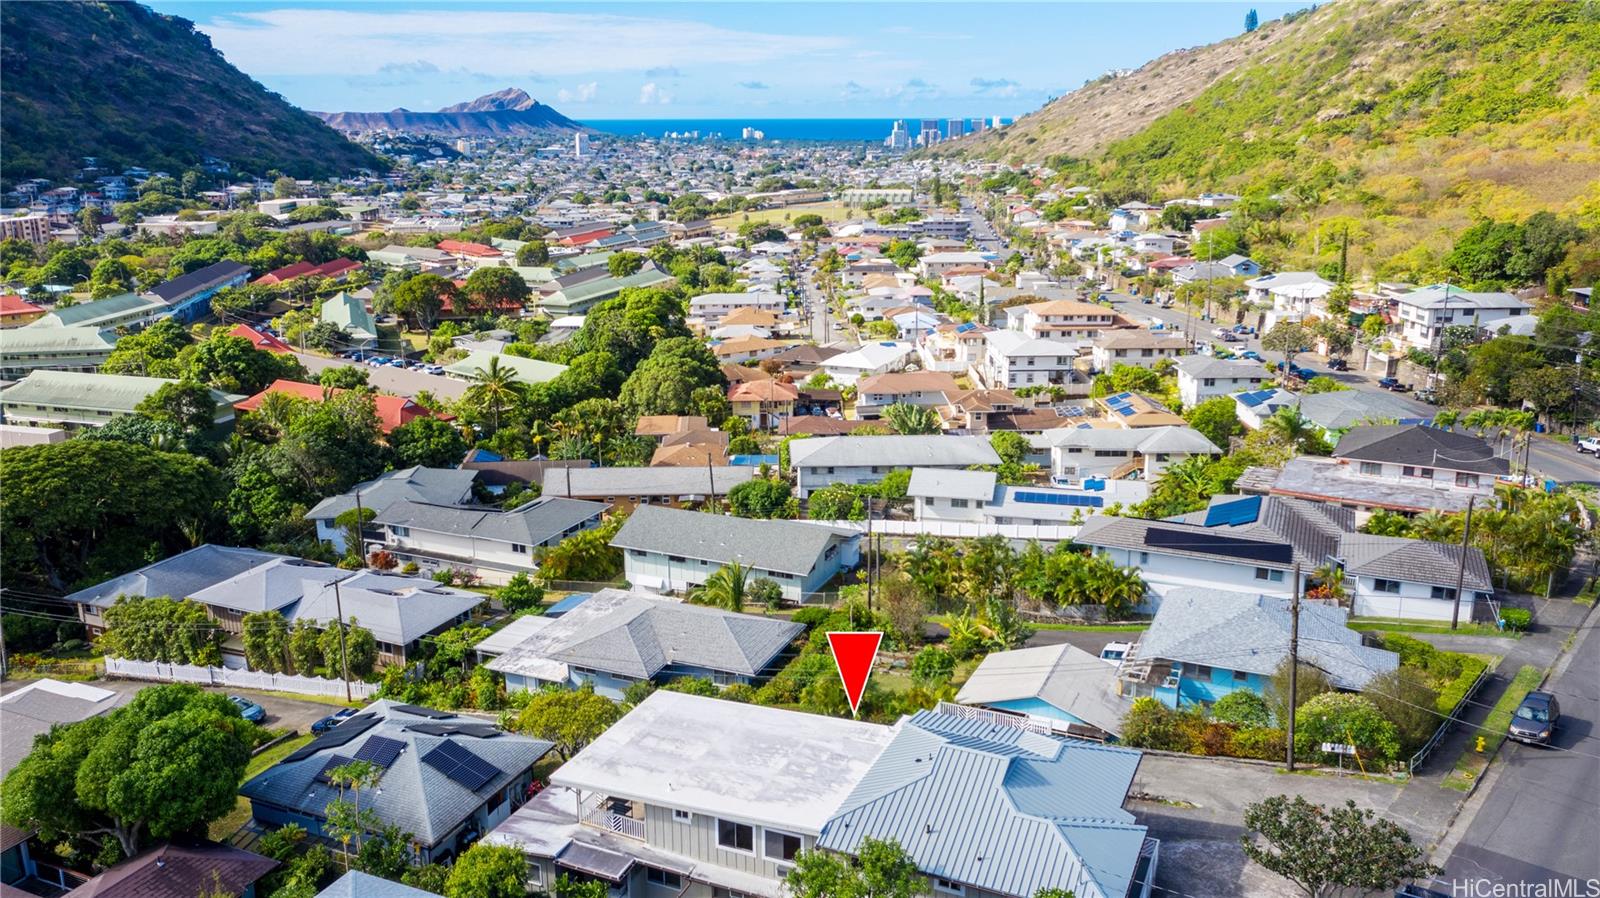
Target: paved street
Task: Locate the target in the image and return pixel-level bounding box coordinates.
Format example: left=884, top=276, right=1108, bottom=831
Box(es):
left=0, top=676, right=349, bottom=733
left=1438, top=596, right=1600, bottom=892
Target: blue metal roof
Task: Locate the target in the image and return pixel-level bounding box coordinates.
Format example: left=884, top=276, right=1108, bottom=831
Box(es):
left=1203, top=495, right=1262, bottom=527
left=544, top=592, right=592, bottom=617
left=819, top=709, right=1148, bottom=898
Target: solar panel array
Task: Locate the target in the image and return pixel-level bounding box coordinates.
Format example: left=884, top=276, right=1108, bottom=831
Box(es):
left=1145, top=526, right=1293, bottom=565
left=354, top=735, right=405, bottom=768
left=407, top=722, right=501, bottom=739
left=1203, top=495, right=1262, bottom=528
left=393, top=704, right=456, bottom=720
left=1014, top=491, right=1103, bottom=508
left=420, top=741, right=502, bottom=791
left=313, top=755, right=355, bottom=784
left=283, top=713, right=379, bottom=762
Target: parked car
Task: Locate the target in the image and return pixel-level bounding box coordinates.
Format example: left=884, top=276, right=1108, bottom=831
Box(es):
left=228, top=695, right=266, bottom=723
left=1378, top=377, right=1410, bottom=392
left=1416, top=389, right=1439, bottom=405
left=423, top=364, right=446, bottom=375
left=1507, top=691, right=1560, bottom=746
left=1240, top=350, right=1262, bottom=361
left=390, top=358, right=412, bottom=368
left=366, top=356, right=391, bottom=367
left=1326, top=358, right=1349, bottom=371
left=1577, top=437, right=1600, bottom=456
left=311, top=708, right=358, bottom=734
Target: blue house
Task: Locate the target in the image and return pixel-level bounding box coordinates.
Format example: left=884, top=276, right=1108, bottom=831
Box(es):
left=1116, top=587, right=1398, bottom=709
left=148, top=260, right=251, bottom=323
left=486, top=588, right=804, bottom=699
left=955, top=642, right=1129, bottom=740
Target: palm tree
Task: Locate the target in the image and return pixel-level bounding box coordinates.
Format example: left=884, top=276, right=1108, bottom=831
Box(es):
left=690, top=561, right=750, bottom=611
left=465, top=356, right=523, bottom=435
left=1263, top=407, right=1325, bottom=455
left=883, top=402, right=940, bottom=435
left=1410, top=512, right=1459, bottom=543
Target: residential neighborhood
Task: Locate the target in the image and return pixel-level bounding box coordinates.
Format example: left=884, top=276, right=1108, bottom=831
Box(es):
left=2, top=3, right=1598, bottom=898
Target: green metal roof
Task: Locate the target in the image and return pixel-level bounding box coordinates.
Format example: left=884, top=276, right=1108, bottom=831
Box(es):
left=33, top=293, right=167, bottom=328
left=0, top=370, right=237, bottom=414
left=539, top=268, right=674, bottom=313
left=442, top=350, right=568, bottom=385
left=0, top=325, right=117, bottom=352
left=320, top=291, right=378, bottom=340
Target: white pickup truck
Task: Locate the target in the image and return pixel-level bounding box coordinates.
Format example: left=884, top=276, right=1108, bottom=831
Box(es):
left=1578, top=436, right=1600, bottom=456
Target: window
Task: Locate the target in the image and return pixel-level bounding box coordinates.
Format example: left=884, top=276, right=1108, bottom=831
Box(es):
left=1138, top=552, right=1149, bottom=564
left=933, top=879, right=965, bottom=896
left=1431, top=586, right=1458, bottom=601
left=528, top=864, right=544, bottom=887
left=1191, top=665, right=1213, bottom=680
left=646, top=869, right=683, bottom=889
left=950, top=498, right=969, bottom=508
left=717, top=819, right=754, bottom=853
left=713, top=670, right=737, bottom=687
left=511, top=543, right=527, bottom=554
left=1374, top=578, right=1402, bottom=594
left=1203, top=378, right=1215, bottom=387
left=391, top=526, right=410, bottom=537
left=1359, top=462, right=1382, bottom=476
left=763, top=829, right=802, bottom=861
left=1233, top=669, right=1249, bottom=683
left=668, top=555, right=685, bottom=563
left=672, top=809, right=692, bottom=823
left=1254, top=567, right=1284, bottom=582
left=1456, top=473, right=1480, bottom=488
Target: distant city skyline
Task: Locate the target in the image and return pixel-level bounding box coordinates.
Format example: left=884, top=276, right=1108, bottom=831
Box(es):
left=146, top=1, right=1308, bottom=119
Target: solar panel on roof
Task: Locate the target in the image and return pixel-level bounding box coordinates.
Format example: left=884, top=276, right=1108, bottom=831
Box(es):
left=420, top=742, right=501, bottom=792
left=393, top=704, right=456, bottom=720
left=313, top=755, right=354, bottom=784
left=1204, top=495, right=1262, bottom=528
left=1116, top=407, right=1136, bottom=417
left=1014, top=490, right=1103, bottom=508
left=1145, top=526, right=1293, bottom=565
left=354, top=735, right=405, bottom=768
left=287, top=713, right=379, bottom=760
left=407, top=722, right=501, bottom=738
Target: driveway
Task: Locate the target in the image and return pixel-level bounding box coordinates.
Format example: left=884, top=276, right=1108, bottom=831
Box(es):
left=81, top=678, right=351, bottom=732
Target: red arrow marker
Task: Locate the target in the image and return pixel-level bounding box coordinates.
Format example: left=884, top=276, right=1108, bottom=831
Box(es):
left=826, top=631, right=882, bottom=717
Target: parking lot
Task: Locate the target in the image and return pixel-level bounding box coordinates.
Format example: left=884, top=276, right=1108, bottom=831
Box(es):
left=295, top=351, right=469, bottom=400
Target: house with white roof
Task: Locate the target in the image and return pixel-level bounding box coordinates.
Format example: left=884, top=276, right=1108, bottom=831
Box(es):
left=1394, top=284, right=1531, bottom=350
left=484, top=691, right=1157, bottom=898
left=370, top=496, right=611, bottom=585
left=817, top=341, right=915, bottom=385
left=1172, top=355, right=1268, bottom=408
left=688, top=291, right=785, bottom=327
left=906, top=467, right=1147, bottom=529
left=1005, top=299, right=1126, bottom=340
left=916, top=252, right=990, bottom=278
left=917, top=321, right=992, bottom=373
left=980, top=330, right=1086, bottom=390
left=1090, top=330, right=1186, bottom=373
left=1042, top=425, right=1221, bottom=485
left=1244, top=271, right=1334, bottom=329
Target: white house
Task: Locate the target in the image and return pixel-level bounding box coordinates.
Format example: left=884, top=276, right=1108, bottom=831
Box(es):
left=1091, top=330, right=1187, bottom=372
left=1005, top=299, right=1126, bottom=340
left=818, top=341, right=915, bottom=385
left=1173, top=355, right=1268, bottom=408
left=1394, top=284, right=1531, bottom=350
left=916, top=251, right=990, bottom=278
left=788, top=434, right=1000, bottom=498
left=980, top=330, right=1086, bottom=390
left=1043, top=425, right=1221, bottom=485
left=689, top=290, right=785, bottom=327
left=917, top=321, right=992, bottom=373
left=906, top=467, right=1147, bottom=526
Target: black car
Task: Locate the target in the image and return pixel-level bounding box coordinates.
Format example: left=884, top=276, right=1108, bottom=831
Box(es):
left=1508, top=691, right=1560, bottom=745
left=310, top=707, right=358, bottom=734
left=1326, top=358, right=1349, bottom=371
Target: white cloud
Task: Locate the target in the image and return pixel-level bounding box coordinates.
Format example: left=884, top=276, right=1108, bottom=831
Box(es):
left=638, top=82, right=672, bottom=105
left=886, top=78, right=940, bottom=100
left=196, top=9, right=846, bottom=77
left=970, top=77, right=1020, bottom=98
left=557, top=81, right=599, bottom=103
left=377, top=60, right=439, bottom=75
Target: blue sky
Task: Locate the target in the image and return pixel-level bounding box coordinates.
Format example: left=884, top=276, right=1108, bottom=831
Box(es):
left=149, top=1, right=1307, bottom=119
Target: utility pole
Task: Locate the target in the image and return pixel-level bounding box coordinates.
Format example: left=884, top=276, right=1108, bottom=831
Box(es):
left=865, top=498, right=874, bottom=611
left=1449, top=497, right=1477, bottom=631
left=352, top=489, right=365, bottom=560
left=1285, top=561, right=1302, bottom=772
left=332, top=578, right=352, bottom=703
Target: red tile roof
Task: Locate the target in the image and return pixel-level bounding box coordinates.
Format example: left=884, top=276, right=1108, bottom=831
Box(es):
left=234, top=379, right=453, bottom=433
left=253, top=261, right=317, bottom=285
left=437, top=239, right=501, bottom=257
left=0, top=294, right=44, bottom=317
left=228, top=324, right=294, bottom=353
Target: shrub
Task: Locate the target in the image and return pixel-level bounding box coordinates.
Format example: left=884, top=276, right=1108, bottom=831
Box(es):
left=660, top=676, right=719, bottom=697
left=790, top=607, right=833, bottom=631
left=401, top=562, right=419, bottom=574
left=1293, top=693, right=1401, bottom=765
left=1434, top=655, right=1488, bottom=714
left=1122, top=697, right=1189, bottom=752
left=496, top=573, right=545, bottom=614
left=1499, top=608, right=1532, bottom=632
left=1230, top=726, right=1287, bottom=761
left=721, top=683, right=757, bottom=703
left=1211, top=691, right=1271, bottom=727
left=622, top=680, right=657, bottom=706
left=749, top=578, right=784, bottom=611
left=1364, top=667, right=1443, bottom=754
left=909, top=646, right=956, bottom=687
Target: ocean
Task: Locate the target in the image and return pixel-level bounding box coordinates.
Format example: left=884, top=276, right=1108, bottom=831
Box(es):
left=585, top=118, right=985, bottom=142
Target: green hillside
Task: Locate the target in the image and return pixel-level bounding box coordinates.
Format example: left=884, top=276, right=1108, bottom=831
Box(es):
left=960, top=0, right=1600, bottom=282
left=1, top=1, right=384, bottom=183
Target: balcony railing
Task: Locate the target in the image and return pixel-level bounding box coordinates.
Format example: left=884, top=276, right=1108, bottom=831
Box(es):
left=579, top=794, right=645, bottom=841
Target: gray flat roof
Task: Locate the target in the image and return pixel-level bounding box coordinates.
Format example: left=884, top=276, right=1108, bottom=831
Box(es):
left=610, top=505, right=855, bottom=576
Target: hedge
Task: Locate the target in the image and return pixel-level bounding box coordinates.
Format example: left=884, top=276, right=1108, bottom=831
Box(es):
left=1435, top=655, right=1489, bottom=713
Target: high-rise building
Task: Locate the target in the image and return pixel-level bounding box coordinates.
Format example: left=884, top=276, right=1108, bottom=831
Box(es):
left=946, top=119, right=967, bottom=139
left=971, top=118, right=989, bottom=133
left=917, top=120, right=942, bottom=147
left=884, top=120, right=911, bottom=150
left=574, top=132, right=591, bottom=158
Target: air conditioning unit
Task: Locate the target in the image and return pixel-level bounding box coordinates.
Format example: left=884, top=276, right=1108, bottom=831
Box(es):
left=1161, top=676, right=1180, bottom=689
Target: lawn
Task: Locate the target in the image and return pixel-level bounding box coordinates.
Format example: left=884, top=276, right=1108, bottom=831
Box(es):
left=711, top=201, right=860, bottom=229
left=209, top=733, right=314, bottom=841
left=1352, top=618, right=1517, bottom=638
left=1443, top=664, right=1544, bottom=791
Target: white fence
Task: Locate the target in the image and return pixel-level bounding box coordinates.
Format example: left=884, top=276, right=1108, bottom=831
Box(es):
left=104, top=657, right=379, bottom=700
left=803, top=519, right=1082, bottom=542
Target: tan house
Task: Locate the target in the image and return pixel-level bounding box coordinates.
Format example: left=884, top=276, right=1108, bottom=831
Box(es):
left=729, top=379, right=799, bottom=430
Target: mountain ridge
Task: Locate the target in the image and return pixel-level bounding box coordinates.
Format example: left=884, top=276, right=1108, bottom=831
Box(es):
left=314, top=89, right=589, bottom=137
left=0, top=0, right=383, bottom=183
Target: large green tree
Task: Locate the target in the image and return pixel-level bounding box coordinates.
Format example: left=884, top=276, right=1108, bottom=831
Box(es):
left=389, top=416, right=469, bottom=468
left=445, top=843, right=528, bottom=898
left=1240, top=795, right=1438, bottom=897
left=0, top=440, right=227, bottom=590
left=785, top=837, right=924, bottom=898
left=462, top=266, right=531, bottom=316
left=0, top=684, right=254, bottom=859
left=507, top=685, right=623, bottom=760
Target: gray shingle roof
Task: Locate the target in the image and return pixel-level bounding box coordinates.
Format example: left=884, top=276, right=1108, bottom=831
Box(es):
left=314, top=871, right=440, bottom=898
left=64, top=840, right=277, bottom=898
left=1173, top=355, right=1269, bottom=379
left=487, top=588, right=803, bottom=680
left=955, top=644, right=1127, bottom=735
left=1333, top=425, right=1510, bottom=476
left=1338, top=533, right=1492, bottom=590
left=907, top=468, right=997, bottom=502
left=1166, top=495, right=1354, bottom=567
left=305, top=466, right=480, bottom=521
left=241, top=700, right=552, bottom=847
left=66, top=544, right=291, bottom=609
left=540, top=465, right=756, bottom=498
left=188, top=557, right=348, bottom=614
left=820, top=710, right=1148, bottom=898
left=788, top=435, right=1000, bottom=470
left=291, top=571, right=485, bottom=646
left=1, top=680, right=124, bottom=779
left=1295, top=390, right=1425, bottom=432
left=371, top=496, right=609, bottom=545
left=610, top=506, right=855, bottom=576
left=1135, top=587, right=1398, bottom=690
